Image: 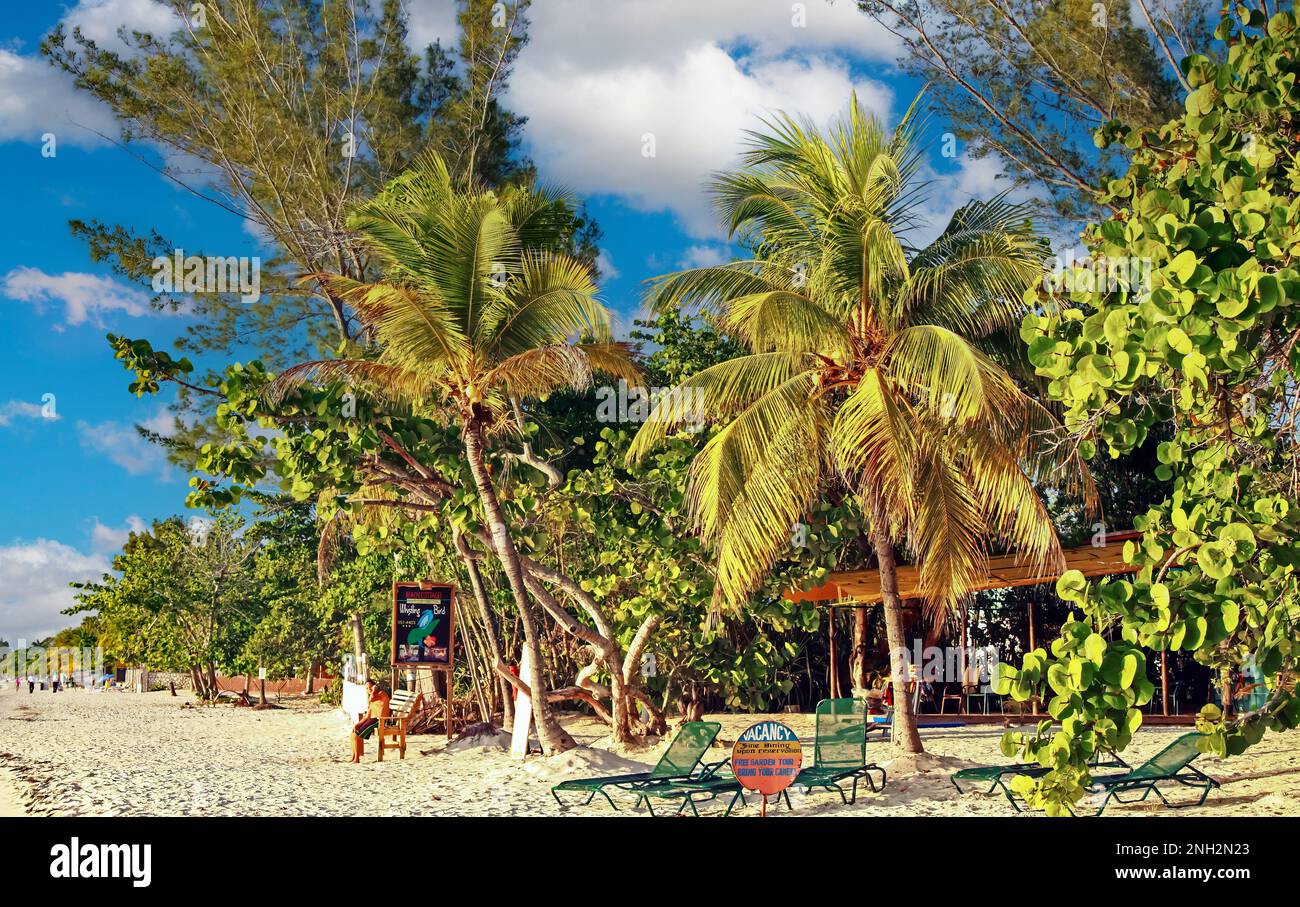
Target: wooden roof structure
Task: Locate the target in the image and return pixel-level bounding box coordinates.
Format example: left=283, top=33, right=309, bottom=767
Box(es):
left=786, top=531, right=1142, bottom=605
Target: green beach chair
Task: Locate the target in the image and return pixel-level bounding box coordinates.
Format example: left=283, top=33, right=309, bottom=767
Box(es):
left=791, top=698, right=887, bottom=804
left=631, top=770, right=797, bottom=817
left=631, top=773, right=747, bottom=817
left=1089, top=732, right=1220, bottom=816
left=951, top=749, right=1129, bottom=811
left=550, top=721, right=723, bottom=810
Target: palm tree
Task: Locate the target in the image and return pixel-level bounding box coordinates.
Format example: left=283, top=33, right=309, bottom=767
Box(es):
left=271, top=152, right=638, bottom=754
left=628, top=96, right=1096, bottom=753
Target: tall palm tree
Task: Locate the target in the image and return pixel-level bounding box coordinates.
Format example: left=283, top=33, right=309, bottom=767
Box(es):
left=628, top=96, right=1096, bottom=753
left=271, top=152, right=638, bottom=754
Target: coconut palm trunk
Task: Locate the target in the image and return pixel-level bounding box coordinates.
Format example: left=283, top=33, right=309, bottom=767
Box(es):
left=870, top=504, right=924, bottom=754
left=464, top=419, right=575, bottom=754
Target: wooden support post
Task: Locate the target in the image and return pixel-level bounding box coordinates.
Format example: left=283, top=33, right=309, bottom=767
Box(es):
left=1028, top=601, right=1038, bottom=717
left=1161, top=651, right=1170, bottom=716
left=442, top=668, right=454, bottom=741
left=828, top=609, right=839, bottom=699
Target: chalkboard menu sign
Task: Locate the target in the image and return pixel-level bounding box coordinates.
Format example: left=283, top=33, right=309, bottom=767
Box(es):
left=392, top=582, right=455, bottom=668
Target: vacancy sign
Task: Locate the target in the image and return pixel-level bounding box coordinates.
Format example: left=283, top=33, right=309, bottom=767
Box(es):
left=732, top=720, right=802, bottom=813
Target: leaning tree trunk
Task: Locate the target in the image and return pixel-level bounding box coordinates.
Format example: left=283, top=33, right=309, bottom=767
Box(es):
left=455, top=532, right=513, bottom=729
left=870, top=510, right=924, bottom=754
left=464, top=419, right=574, bottom=754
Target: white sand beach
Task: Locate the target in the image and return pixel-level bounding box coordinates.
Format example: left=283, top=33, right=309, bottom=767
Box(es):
left=0, top=767, right=25, bottom=818
left=1, top=687, right=1296, bottom=817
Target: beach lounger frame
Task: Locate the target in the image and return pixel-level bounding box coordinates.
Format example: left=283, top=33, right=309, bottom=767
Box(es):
left=632, top=776, right=747, bottom=816
left=791, top=698, right=887, bottom=805
left=1088, top=733, right=1220, bottom=816
left=950, top=749, right=1129, bottom=811
left=631, top=775, right=796, bottom=817
left=550, top=721, right=724, bottom=810
left=952, top=733, right=1215, bottom=815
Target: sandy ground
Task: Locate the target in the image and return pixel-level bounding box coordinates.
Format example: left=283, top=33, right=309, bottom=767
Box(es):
left=0, top=687, right=1296, bottom=817
left=0, top=768, right=24, bottom=818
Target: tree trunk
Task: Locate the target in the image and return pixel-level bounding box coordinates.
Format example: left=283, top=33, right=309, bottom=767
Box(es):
left=870, top=510, right=924, bottom=754
left=305, top=664, right=315, bottom=696
left=464, top=419, right=574, bottom=754
left=517, top=556, right=633, bottom=745
left=851, top=604, right=869, bottom=692
left=455, top=535, right=513, bottom=729
left=350, top=613, right=366, bottom=671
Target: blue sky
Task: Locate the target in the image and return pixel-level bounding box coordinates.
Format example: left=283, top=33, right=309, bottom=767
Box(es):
left=0, top=0, right=1006, bottom=641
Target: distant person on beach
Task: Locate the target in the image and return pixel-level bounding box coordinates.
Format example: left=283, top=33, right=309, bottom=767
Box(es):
left=26, top=675, right=34, bottom=694
left=349, top=679, right=391, bottom=763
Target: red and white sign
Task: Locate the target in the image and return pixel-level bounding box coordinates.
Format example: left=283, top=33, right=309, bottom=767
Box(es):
left=731, top=720, right=802, bottom=809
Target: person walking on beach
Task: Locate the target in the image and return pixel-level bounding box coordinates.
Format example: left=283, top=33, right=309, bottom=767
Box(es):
left=349, top=678, right=391, bottom=763
left=26, top=675, right=34, bottom=694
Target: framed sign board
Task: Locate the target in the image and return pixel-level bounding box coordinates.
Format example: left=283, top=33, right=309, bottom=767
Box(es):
left=392, top=582, right=456, bottom=669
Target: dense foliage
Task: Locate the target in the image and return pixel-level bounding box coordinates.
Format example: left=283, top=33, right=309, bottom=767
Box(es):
left=1002, top=6, right=1300, bottom=813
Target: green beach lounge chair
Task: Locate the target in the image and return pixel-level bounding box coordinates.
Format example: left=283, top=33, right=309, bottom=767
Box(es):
left=550, top=721, right=723, bottom=810
left=951, top=749, right=1129, bottom=811
left=791, top=698, right=887, bottom=804
left=631, top=773, right=748, bottom=817
left=630, top=770, right=798, bottom=817
left=1088, top=732, right=1220, bottom=816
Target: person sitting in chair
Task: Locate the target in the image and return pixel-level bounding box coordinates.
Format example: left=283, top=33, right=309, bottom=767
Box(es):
left=349, top=678, right=391, bottom=763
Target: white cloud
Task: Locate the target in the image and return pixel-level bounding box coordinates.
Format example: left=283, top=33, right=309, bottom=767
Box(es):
left=512, top=0, right=900, bottom=71
left=0, top=399, right=58, bottom=427
left=76, top=409, right=176, bottom=480
left=0, top=49, right=119, bottom=147
left=404, top=0, right=459, bottom=51
left=2, top=267, right=159, bottom=328
left=186, top=515, right=212, bottom=543
left=506, top=0, right=900, bottom=238
left=61, top=0, right=178, bottom=54
left=678, top=244, right=731, bottom=269
left=0, top=1, right=177, bottom=148
left=0, top=539, right=108, bottom=643
left=594, top=248, right=620, bottom=280
left=89, top=514, right=147, bottom=555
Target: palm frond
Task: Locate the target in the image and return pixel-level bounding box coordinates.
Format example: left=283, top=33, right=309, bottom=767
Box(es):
left=720, top=289, right=852, bottom=357
left=686, top=371, right=829, bottom=606
left=482, top=344, right=594, bottom=400
left=263, top=359, right=431, bottom=408
left=882, top=324, right=1022, bottom=427
left=900, top=194, right=1049, bottom=336
left=578, top=342, right=643, bottom=386
left=908, top=445, right=987, bottom=610
left=831, top=368, right=918, bottom=512
left=626, top=353, right=815, bottom=462
left=480, top=251, right=606, bottom=358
